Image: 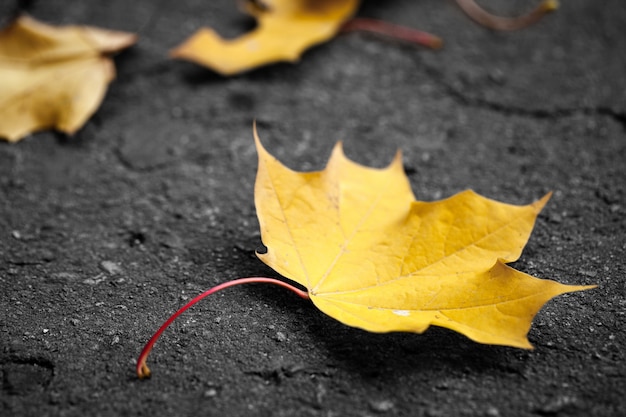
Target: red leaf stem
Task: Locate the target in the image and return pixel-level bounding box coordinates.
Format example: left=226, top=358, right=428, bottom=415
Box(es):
left=136, top=277, right=309, bottom=379
left=455, top=0, right=559, bottom=31
left=341, top=18, right=443, bottom=49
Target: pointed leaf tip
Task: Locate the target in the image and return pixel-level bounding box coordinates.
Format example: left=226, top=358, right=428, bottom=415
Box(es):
left=537, top=191, right=552, bottom=207
left=253, top=121, right=272, bottom=163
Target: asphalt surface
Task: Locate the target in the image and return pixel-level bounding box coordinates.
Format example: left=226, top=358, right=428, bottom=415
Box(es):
left=1, top=1, right=625, bottom=416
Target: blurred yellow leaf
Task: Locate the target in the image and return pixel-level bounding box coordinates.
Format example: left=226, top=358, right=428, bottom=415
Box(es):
left=0, top=15, right=136, bottom=142
left=254, top=128, right=595, bottom=348
left=171, top=0, right=360, bottom=75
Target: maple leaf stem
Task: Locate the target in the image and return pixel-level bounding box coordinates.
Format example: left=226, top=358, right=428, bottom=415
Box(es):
left=136, top=277, right=309, bottom=379
left=455, top=0, right=559, bottom=31
left=341, top=18, right=443, bottom=50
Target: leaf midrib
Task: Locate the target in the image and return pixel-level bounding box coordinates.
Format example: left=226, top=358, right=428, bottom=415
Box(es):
left=315, top=209, right=532, bottom=297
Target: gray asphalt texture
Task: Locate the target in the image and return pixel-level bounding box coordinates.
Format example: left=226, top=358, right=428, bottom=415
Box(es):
left=1, top=1, right=624, bottom=416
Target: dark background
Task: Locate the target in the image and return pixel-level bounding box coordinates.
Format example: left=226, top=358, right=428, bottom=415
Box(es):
left=1, top=1, right=624, bottom=416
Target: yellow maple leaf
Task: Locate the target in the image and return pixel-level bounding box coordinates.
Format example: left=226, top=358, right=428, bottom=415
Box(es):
left=134, top=127, right=597, bottom=378
left=170, top=0, right=360, bottom=75
left=0, top=15, right=136, bottom=142
left=254, top=128, right=595, bottom=349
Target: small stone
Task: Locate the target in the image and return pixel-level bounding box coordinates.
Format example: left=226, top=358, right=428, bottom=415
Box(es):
left=536, top=395, right=579, bottom=415
left=49, top=272, right=79, bottom=283
left=171, top=106, right=183, bottom=118
left=100, top=261, right=122, bottom=275
left=435, top=380, right=449, bottom=390
left=83, top=274, right=106, bottom=285
left=275, top=331, right=287, bottom=342
left=425, top=408, right=445, bottom=417
left=159, top=231, right=184, bottom=249
left=369, top=400, right=394, bottom=413
left=39, top=249, right=56, bottom=262
left=203, top=388, right=218, bottom=398
left=548, top=213, right=562, bottom=224
left=488, top=68, right=506, bottom=85
left=486, top=406, right=500, bottom=416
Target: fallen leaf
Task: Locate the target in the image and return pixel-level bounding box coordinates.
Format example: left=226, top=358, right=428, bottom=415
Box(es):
left=0, top=15, right=136, bottom=142
left=170, top=0, right=360, bottom=75
left=135, top=127, right=596, bottom=378
left=254, top=128, right=595, bottom=348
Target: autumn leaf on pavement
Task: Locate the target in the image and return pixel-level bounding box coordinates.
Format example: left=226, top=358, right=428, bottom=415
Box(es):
left=170, top=0, right=360, bottom=75
left=137, top=126, right=595, bottom=378
left=0, top=15, right=136, bottom=142
left=253, top=128, right=595, bottom=349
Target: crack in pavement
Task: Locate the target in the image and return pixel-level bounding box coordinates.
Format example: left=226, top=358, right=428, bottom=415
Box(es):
left=420, top=62, right=626, bottom=134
